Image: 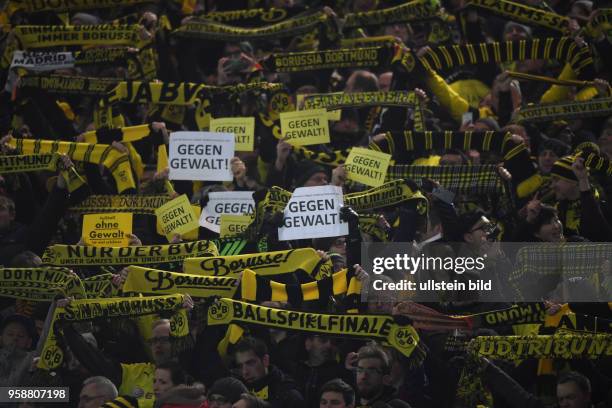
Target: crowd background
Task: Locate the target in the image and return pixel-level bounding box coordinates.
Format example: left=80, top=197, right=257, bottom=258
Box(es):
left=0, top=0, right=612, bottom=407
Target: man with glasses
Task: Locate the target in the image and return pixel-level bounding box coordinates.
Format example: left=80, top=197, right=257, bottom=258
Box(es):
left=78, top=376, right=118, bottom=408
left=353, top=344, right=411, bottom=408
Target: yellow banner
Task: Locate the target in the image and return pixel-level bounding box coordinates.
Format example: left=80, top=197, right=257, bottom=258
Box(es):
left=280, top=109, right=330, bottom=146
left=345, top=147, right=391, bottom=187
left=82, top=213, right=132, bottom=247
left=0, top=153, right=60, bottom=173
left=155, top=194, right=199, bottom=240
left=210, top=117, right=255, bottom=152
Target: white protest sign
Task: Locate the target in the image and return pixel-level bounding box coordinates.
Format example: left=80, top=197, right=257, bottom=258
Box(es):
left=169, top=131, right=234, bottom=181
left=11, top=51, right=75, bottom=71
left=199, top=191, right=255, bottom=233
left=278, top=185, right=348, bottom=241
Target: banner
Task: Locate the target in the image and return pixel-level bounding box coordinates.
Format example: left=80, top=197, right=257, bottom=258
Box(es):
left=82, top=213, right=132, bottom=247
left=205, top=8, right=291, bottom=24
left=168, top=131, right=234, bottom=181
left=19, top=74, right=119, bottom=95
left=207, top=298, right=424, bottom=361
left=155, top=194, right=199, bottom=240
left=344, top=179, right=428, bottom=212
left=123, top=265, right=239, bottom=298
left=344, top=147, right=391, bottom=187
left=279, top=109, right=330, bottom=146
left=183, top=247, right=331, bottom=279
left=209, top=117, right=255, bottom=151
left=200, top=191, right=255, bottom=233
left=10, top=50, right=74, bottom=71
left=9, top=0, right=155, bottom=13
left=41, top=240, right=218, bottom=266
left=297, top=93, right=340, bottom=121
left=70, top=195, right=170, bottom=215
left=278, top=185, right=348, bottom=241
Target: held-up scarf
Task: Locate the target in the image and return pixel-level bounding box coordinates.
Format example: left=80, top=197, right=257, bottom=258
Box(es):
left=578, top=151, right=612, bottom=177
left=240, top=268, right=360, bottom=307
left=207, top=297, right=426, bottom=364
left=386, top=164, right=504, bottom=195
left=123, top=265, right=240, bottom=298
left=468, top=333, right=612, bottom=359
left=7, top=137, right=136, bottom=193
left=419, top=37, right=593, bottom=78
left=83, top=273, right=117, bottom=298
left=515, top=97, right=612, bottom=123
left=183, top=248, right=331, bottom=279
left=0, top=267, right=85, bottom=300
left=0, top=153, right=60, bottom=173
left=462, top=0, right=570, bottom=33
left=343, top=0, right=443, bottom=28
left=81, top=124, right=152, bottom=144
left=38, top=294, right=189, bottom=370
left=264, top=46, right=392, bottom=73
left=41, top=240, right=218, bottom=266
left=204, top=8, right=294, bottom=25
left=69, top=195, right=171, bottom=214
left=302, top=91, right=417, bottom=110
left=18, top=74, right=119, bottom=96
left=7, top=0, right=156, bottom=14
left=172, top=9, right=329, bottom=41
left=13, top=25, right=142, bottom=48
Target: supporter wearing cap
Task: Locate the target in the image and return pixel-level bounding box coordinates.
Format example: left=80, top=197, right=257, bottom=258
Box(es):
left=233, top=336, right=305, bottom=408
left=207, top=377, right=248, bottom=408
left=550, top=156, right=612, bottom=241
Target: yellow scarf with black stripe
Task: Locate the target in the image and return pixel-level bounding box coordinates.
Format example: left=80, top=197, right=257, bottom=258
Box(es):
left=0, top=267, right=85, bottom=301
left=13, top=25, right=143, bottom=48
left=343, top=0, right=442, bottom=28
left=7, top=137, right=136, bottom=193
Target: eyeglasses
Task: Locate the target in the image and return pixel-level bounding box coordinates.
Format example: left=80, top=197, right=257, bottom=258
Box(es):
left=354, top=367, right=384, bottom=376
left=469, top=222, right=496, bottom=235
left=147, top=336, right=171, bottom=345
left=208, top=394, right=229, bottom=404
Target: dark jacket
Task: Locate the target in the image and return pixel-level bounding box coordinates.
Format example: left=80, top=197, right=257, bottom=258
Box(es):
left=294, top=359, right=352, bottom=408
left=358, top=384, right=412, bottom=408
left=247, top=365, right=306, bottom=408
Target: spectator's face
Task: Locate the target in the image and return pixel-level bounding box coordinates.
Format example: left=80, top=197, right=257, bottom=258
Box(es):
left=320, top=391, right=351, bottom=408
left=304, top=172, right=329, bottom=187
left=379, top=72, right=392, bottom=92
left=305, top=336, right=333, bottom=364
left=78, top=383, right=109, bottom=408
left=149, top=323, right=172, bottom=364
left=355, top=358, right=385, bottom=399
left=504, top=25, right=529, bottom=41
left=551, top=177, right=578, bottom=201
left=463, top=218, right=491, bottom=247
left=538, top=150, right=559, bottom=174
left=235, top=350, right=268, bottom=384
left=535, top=216, right=564, bottom=242
left=557, top=382, right=590, bottom=408
left=153, top=368, right=174, bottom=398
left=1, top=322, right=31, bottom=350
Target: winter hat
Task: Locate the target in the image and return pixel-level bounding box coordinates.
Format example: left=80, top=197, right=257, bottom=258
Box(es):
left=503, top=21, right=533, bottom=38
left=551, top=156, right=578, bottom=182
left=573, top=130, right=600, bottom=155
left=294, top=160, right=327, bottom=187
left=538, top=137, right=570, bottom=157
left=207, top=377, right=248, bottom=404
